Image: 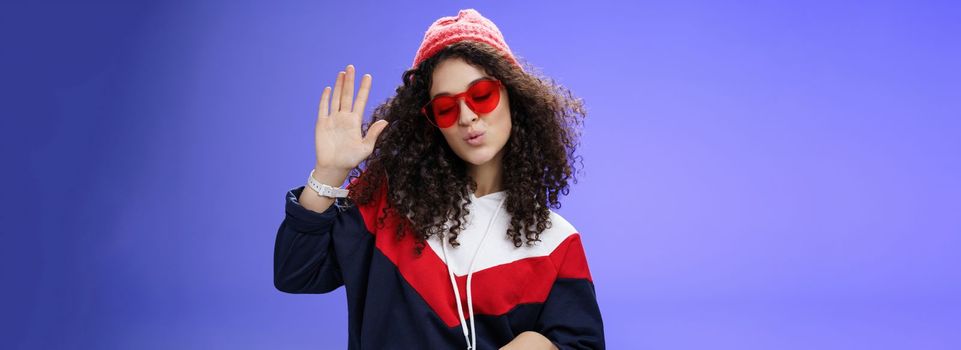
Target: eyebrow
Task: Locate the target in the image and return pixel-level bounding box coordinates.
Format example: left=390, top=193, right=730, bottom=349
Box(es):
left=431, top=76, right=493, bottom=99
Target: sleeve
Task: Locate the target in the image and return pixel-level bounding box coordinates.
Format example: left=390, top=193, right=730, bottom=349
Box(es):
left=272, top=185, right=349, bottom=294
left=536, top=234, right=606, bottom=350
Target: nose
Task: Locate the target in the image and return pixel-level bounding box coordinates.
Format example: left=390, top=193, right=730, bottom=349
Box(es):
left=457, top=99, right=478, bottom=126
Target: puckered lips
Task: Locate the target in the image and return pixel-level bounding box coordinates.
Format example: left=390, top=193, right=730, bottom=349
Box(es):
left=464, top=130, right=486, bottom=146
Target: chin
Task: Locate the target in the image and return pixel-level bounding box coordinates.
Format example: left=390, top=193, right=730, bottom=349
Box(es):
left=456, top=147, right=497, bottom=165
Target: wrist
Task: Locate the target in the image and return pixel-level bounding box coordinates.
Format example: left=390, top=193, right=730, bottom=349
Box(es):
left=311, top=165, right=350, bottom=187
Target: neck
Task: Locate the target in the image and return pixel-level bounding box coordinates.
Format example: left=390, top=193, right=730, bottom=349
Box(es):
left=467, top=149, right=505, bottom=197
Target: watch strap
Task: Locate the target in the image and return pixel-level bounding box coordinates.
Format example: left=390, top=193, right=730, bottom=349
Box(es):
left=307, top=169, right=349, bottom=198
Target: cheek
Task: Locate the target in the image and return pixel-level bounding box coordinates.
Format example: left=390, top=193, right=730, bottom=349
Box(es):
left=492, top=107, right=512, bottom=138
left=494, top=93, right=511, bottom=133
left=497, top=115, right=511, bottom=141
left=439, top=128, right=459, bottom=145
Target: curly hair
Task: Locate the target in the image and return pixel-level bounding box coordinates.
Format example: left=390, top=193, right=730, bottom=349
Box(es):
left=345, top=41, right=585, bottom=256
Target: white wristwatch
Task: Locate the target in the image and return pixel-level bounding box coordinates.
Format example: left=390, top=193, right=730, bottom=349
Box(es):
left=307, top=169, right=349, bottom=198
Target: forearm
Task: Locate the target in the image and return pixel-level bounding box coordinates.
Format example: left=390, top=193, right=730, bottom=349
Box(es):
left=500, top=331, right=557, bottom=350
left=274, top=184, right=346, bottom=294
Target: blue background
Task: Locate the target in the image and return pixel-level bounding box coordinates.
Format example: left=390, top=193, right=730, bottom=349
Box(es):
left=3, top=0, right=959, bottom=349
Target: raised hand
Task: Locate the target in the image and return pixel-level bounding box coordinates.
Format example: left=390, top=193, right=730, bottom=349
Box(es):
left=301, top=65, right=388, bottom=211
left=314, top=64, right=389, bottom=173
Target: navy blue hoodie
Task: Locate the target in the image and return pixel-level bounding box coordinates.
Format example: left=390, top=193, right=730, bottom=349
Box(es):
left=274, top=183, right=604, bottom=349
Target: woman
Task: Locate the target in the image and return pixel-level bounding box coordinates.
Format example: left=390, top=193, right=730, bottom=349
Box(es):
left=274, top=9, right=604, bottom=350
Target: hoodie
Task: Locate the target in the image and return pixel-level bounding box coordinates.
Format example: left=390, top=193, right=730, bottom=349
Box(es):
left=273, top=183, right=605, bottom=349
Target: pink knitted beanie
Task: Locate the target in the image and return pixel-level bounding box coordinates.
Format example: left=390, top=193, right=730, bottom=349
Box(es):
left=411, top=9, right=522, bottom=70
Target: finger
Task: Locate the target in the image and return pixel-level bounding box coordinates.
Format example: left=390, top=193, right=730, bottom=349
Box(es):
left=340, top=64, right=356, bottom=112
left=331, top=71, right=345, bottom=113
left=318, top=86, right=331, bottom=119
left=362, top=119, right=389, bottom=149
left=352, top=73, right=372, bottom=115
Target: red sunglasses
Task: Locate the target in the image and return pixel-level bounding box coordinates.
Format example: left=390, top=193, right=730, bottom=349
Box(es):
left=420, top=78, right=503, bottom=128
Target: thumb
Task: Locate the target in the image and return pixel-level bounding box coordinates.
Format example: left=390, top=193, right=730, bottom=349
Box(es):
left=362, top=120, right=389, bottom=148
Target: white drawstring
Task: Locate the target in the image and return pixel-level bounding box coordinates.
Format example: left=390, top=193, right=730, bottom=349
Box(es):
left=441, top=243, right=470, bottom=348
left=440, top=195, right=506, bottom=350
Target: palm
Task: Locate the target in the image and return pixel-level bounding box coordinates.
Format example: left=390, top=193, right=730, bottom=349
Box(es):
left=314, top=65, right=388, bottom=171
